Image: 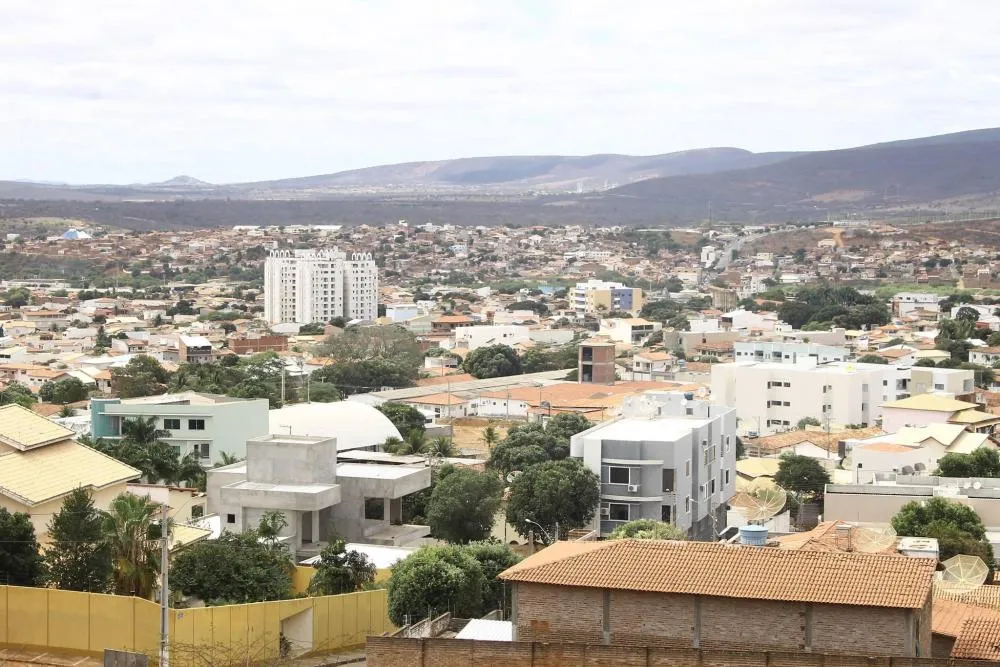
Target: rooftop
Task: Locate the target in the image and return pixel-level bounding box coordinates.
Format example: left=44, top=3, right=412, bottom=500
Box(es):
left=0, top=404, right=76, bottom=451
left=582, top=416, right=713, bottom=443
left=933, top=598, right=1000, bottom=639
left=952, top=617, right=1000, bottom=660
left=881, top=394, right=978, bottom=412
left=499, top=539, right=935, bottom=609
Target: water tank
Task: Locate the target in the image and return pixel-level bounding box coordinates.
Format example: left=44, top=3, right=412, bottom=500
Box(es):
left=739, top=525, right=768, bottom=546
left=683, top=392, right=694, bottom=400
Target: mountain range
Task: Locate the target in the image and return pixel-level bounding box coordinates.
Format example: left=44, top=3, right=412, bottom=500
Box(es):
left=4, top=127, right=1000, bottom=227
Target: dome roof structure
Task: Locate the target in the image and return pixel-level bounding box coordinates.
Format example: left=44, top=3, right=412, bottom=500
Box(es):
left=268, top=402, right=402, bottom=451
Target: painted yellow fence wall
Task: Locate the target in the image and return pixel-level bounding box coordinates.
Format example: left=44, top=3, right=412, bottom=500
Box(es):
left=291, top=565, right=392, bottom=596
left=0, top=585, right=392, bottom=664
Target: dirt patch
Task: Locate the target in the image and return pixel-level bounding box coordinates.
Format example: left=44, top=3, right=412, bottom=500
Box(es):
left=441, top=417, right=515, bottom=455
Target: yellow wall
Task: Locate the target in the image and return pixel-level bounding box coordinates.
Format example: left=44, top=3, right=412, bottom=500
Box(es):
left=0, top=585, right=392, bottom=665
left=292, top=565, right=392, bottom=596
left=1, top=482, right=130, bottom=545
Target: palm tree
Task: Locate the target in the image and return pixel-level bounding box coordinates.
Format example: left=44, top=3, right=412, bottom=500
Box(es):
left=120, top=416, right=170, bottom=446
left=58, top=405, right=76, bottom=418
left=403, top=430, right=428, bottom=455
left=382, top=436, right=405, bottom=454
left=101, top=493, right=161, bottom=599
left=426, top=437, right=456, bottom=458
left=177, top=452, right=206, bottom=490
left=481, top=425, right=500, bottom=451
left=216, top=451, right=243, bottom=466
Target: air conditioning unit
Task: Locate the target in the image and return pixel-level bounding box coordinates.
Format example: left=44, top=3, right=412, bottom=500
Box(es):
left=600, top=506, right=610, bottom=516
left=627, top=484, right=640, bottom=493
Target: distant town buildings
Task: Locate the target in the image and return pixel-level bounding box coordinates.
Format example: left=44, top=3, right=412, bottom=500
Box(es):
left=263, top=249, right=378, bottom=325
left=571, top=279, right=644, bottom=316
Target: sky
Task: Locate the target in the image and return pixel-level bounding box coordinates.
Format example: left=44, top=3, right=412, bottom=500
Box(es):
left=3, top=0, right=1000, bottom=184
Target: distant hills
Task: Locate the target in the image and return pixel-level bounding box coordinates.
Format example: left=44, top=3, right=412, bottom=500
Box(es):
left=4, top=127, right=1000, bottom=228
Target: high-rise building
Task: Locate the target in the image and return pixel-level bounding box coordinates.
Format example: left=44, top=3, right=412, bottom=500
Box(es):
left=571, top=279, right=644, bottom=316
left=263, top=249, right=378, bottom=324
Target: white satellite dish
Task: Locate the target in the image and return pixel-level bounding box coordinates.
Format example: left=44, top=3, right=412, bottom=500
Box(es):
left=936, top=554, right=990, bottom=595
left=974, top=482, right=983, bottom=490
left=505, top=471, right=522, bottom=484
left=963, top=481, right=973, bottom=490
left=853, top=524, right=897, bottom=553
left=738, top=487, right=787, bottom=523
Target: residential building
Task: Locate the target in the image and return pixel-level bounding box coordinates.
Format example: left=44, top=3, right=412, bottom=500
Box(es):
left=706, top=284, right=738, bottom=311
left=263, top=249, right=378, bottom=324
left=90, top=392, right=270, bottom=464
left=970, top=346, right=1000, bottom=366
left=384, top=303, right=420, bottom=323
left=578, top=339, right=616, bottom=384
left=629, top=350, right=677, bottom=381
left=846, top=424, right=993, bottom=483
left=571, top=279, right=644, bottom=316
left=452, top=325, right=529, bottom=351
left=712, top=360, right=902, bottom=436
left=908, top=367, right=977, bottom=402
left=228, top=334, right=289, bottom=355
left=732, top=341, right=849, bottom=365
left=880, top=394, right=979, bottom=434
left=570, top=391, right=737, bottom=539
left=177, top=335, right=214, bottom=365
left=206, top=433, right=431, bottom=554
left=598, top=318, right=662, bottom=345
left=892, top=293, right=941, bottom=318
left=0, top=405, right=140, bottom=542
left=498, top=539, right=935, bottom=657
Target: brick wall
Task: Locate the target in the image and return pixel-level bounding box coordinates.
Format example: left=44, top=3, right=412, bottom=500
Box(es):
left=515, top=583, right=922, bottom=657
left=366, top=637, right=1000, bottom=667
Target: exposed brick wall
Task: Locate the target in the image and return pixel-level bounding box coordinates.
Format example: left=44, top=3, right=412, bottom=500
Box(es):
left=811, top=604, right=908, bottom=655
left=931, top=633, right=955, bottom=659
left=699, top=597, right=806, bottom=652
left=515, top=583, right=604, bottom=644
left=365, top=637, right=1000, bottom=667
left=609, top=590, right=694, bottom=646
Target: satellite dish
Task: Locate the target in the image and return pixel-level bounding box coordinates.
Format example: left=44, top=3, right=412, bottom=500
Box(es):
left=936, top=555, right=990, bottom=594
left=914, top=462, right=926, bottom=472
left=901, top=465, right=914, bottom=475
left=964, top=481, right=973, bottom=490
left=505, top=471, right=522, bottom=484
left=853, top=524, right=897, bottom=553
left=739, top=487, right=787, bottom=523
left=974, top=481, right=983, bottom=490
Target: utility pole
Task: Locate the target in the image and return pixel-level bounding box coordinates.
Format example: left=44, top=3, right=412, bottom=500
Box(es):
left=159, top=503, right=170, bottom=667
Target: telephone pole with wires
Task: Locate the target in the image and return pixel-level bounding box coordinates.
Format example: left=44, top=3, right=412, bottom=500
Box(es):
left=159, top=502, right=170, bottom=666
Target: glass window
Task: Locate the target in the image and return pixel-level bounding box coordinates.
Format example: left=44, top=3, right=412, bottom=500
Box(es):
left=163, top=418, right=180, bottom=430
left=608, top=467, right=630, bottom=484
left=188, top=419, right=206, bottom=430
left=662, top=469, right=675, bottom=492
left=608, top=503, right=630, bottom=521
left=226, top=513, right=235, bottom=524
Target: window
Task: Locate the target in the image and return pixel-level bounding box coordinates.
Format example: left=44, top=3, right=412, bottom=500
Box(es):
left=188, top=419, right=205, bottom=430
left=685, top=407, right=693, bottom=416
left=710, top=479, right=716, bottom=494
left=163, top=418, right=180, bottom=430
left=191, top=505, right=204, bottom=518
left=684, top=496, right=691, bottom=513
left=783, top=382, right=790, bottom=387
left=699, top=484, right=706, bottom=498
left=724, top=469, right=730, bottom=485
left=226, top=513, right=235, bottom=524
left=608, top=503, right=630, bottom=521
left=934, top=383, right=945, bottom=391
left=662, top=469, right=675, bottom=492
left=661, top=505, right=672, bottom=523
left=195, top=443, right=210, bottom=459
left=608, top=467, right=630, bottom=484
left=782, top=401, right=790, bottom=407
left=685, top=460, right=691, bottom=476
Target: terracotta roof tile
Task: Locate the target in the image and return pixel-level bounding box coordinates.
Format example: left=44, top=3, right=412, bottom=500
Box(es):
left=952, top=617, right=1000, bottom=659
left=933, top=598, right=1000, bottom=638
left=499, top=539, right=934, bottom=609
left=934, top=584, right=1000, bottom=611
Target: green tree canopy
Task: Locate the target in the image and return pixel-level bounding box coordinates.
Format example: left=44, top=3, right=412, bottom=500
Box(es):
left=377, top=403, right=426, bottom=439
left=0, top=507, right=45, bottom=586
left=100, top=493, right=160, bottom=598
left=39, top=377, right=89, bottom=404
left=508, top=300, right=549, bottom=316
left=506, top=459, right=600, bottom=540
left=609, top=519, right=686, bottom=540
left=172, top=529, right=293, bottom=605
left=796, top=417, right=821, bottom=430
left=45, top=487, right=112, bottom=592
left=387, top=545, right=486, bottom=625
left=462, top=344, right=522, bottom=379
left=111, top=355, right=170, bottom=398
left=857, top=354, right=888, bottom=365
left=463, top=541, right=521, bottom=614
left=313, top=359, right=416, bottom=395
left=314, top=325, right=423, bottom=374
left=519, top=344, right=578, bottom=373
left=0, top=382, right=36, bottom=408
left=937, top=448, right=1000, bottom=478
left=426, top=467, right=504, bottom=544
left=773, top=453, right=831, bottom=498
left=307, top=537, right=376, bottom=596
left=891, top=497, right=992, bottom=562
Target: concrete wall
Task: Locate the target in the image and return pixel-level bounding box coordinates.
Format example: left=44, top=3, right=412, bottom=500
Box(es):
left=0, top=585, right=392, bottom=665
left=826, top=488, right=1000, bottom=526
left=367, top=637, right=976, bottom=667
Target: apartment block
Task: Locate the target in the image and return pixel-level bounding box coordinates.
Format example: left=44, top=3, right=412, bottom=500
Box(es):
left=578, top=340, right=616, bottom=384
left=90, top=392, right=270, bottom=464
left=571, top=279, right=644, bottom=316
left=712, top=360, right=903, bottom=436
left=733, top=341, right=849, bottom=365
left=570, top=391, right=737, bottom=540
left=263, top=249, right=378, bottom=324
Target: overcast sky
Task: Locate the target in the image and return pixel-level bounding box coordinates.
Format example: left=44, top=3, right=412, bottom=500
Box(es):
left=3, top=0, right=1000, bottom=184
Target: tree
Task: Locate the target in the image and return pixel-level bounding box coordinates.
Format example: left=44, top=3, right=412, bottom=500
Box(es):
left=956, top=307, right=981, bottom=324
left=544, top=413, right=593, bottom=443
left=101, top=493, right=160, bottom=598
left=462, top=344, right=522, bottom=379
left=307, top=537, right=376, bottom=596
left=507, top=300, right=549, bottom=316
left=0, top=507, right=44, bottom=586
left=463, top=541, right=521, bottom=614
left=314, top=325, right=423, bottom=376
left=0, top=382, right=36, bottom=408
left=891, top=497, right=993, bottom=562
left=297, top=322, right=325, bottom=335
left=2, top=287, right=30, bottom=308
left=312, top=358, right=416, bottom=395
left=426, top=436, right=457, bottom=458
left=915, top=357, right=939, bottom=367
left=377, top=403, right=426, bottom=439
left=857, top=354, right=888, bottom=364
left=481, top=425, right=501, bottom=451
left=666, top=314, right=690, bottom=331
left=796, top=417, right=821, bottom=430
left=172, top=528, right=293, bottom=605
left=506, top=459, right=600, bottom=540
left=426, top=467, right=504, bottom=544
left=608, top=519, right=686, bottom=540
left=936, top=448, right=1000, bottom=478
left=387, top=545, right=486, bottom=625
left=111, top=355, right=170, bottom=398
left=94, top=325, right=112, bottom=352
left=40, top=377, right=88, bottom=404
left=45, top=488, right=112, bottom=592
left=773, top=453, right=830, bottom=498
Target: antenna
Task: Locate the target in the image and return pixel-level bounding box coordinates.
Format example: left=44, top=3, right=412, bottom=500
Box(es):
left=505, top=471, right=522, bottom=484
left=738, top=487, right=787, bottom=524
left=935, top=555, right=989, bottom=595
left=853, top=524, right=897, bottom=553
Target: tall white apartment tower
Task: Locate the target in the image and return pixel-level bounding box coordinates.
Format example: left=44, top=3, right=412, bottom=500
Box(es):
left=263, top=249, right=378, bottom=324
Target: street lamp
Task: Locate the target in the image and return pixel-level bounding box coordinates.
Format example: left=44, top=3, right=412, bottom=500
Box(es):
left=524, top=519, right=553, bottom=545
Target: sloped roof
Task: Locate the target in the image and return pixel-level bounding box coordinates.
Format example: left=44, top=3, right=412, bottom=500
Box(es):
left=881, top=395, right=977, bottom=412
left=933, top=598, right=1000, bottom=638
left=499, top=539, right=935, bottom=609
left=0, top=440, right=141, bottom=506
left=952, top=617, right=1000, bottom=659
left=950, top=409, right=1000, bottom=425
left=0, top=404, right=75, bottom=451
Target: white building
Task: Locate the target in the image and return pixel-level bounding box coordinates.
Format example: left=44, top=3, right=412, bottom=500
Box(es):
left=732, top=341, right=849, bottom=365
left=711, top=360, right=904, bottom=436
left=599, top=318, right=662, bottom=345
left=570, top=391, right=737, bottom=540
left=891, top=293, right=941, bottom=318
left=263, top=249, right=378, bottom=325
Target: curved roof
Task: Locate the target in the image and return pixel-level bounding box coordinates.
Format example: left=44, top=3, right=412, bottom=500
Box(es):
left=268, top=402, right=402, bottom=451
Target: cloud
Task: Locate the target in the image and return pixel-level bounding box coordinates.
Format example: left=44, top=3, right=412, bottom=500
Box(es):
left=2, top=0, right=1000, bottom=182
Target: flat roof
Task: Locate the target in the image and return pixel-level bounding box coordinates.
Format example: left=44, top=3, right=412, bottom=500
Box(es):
left=336, top=463, right=427, bottom=480
left=585, top=416, right=712, bottom=443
